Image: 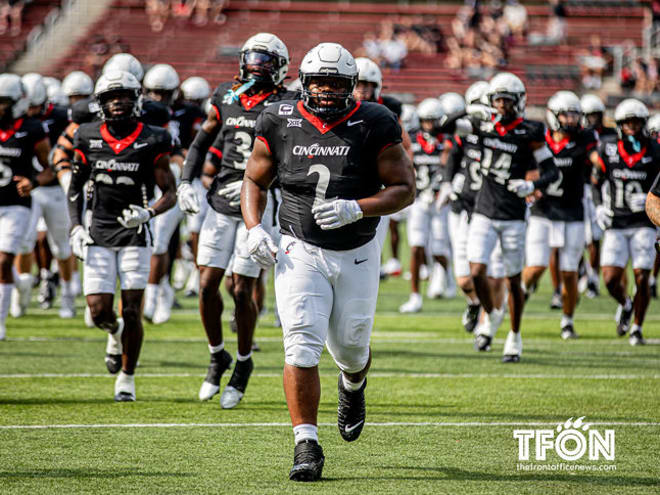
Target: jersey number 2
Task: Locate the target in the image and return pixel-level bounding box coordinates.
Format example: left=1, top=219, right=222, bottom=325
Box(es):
left=308, top=164, right=331, bottom=210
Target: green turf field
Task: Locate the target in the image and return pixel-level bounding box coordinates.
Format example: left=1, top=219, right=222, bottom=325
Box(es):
left=0, top=255, right=658, bottom=494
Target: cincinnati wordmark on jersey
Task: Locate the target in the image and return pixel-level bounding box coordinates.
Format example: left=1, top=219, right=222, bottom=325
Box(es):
left=256, top=99, right=402, bottom=251
left=473, top=117, right=545, bottom=221
left=411, top=131, right=450, bottom=197
left=73, top=121, right=172, bottom=247
left=206, top=81, right=297, bottom=217
left=530, top=128, right=598, bottom=222
left=447, top=132, right=483, bottom=215
left=597, top=135, right=660, bottom=229
left=0, top=117, right=47, bottom=208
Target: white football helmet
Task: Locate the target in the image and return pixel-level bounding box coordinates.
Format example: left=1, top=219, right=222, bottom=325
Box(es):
left=239, top=32, right=289, bottom=86
left=400, top=103, right=419, bottom=133
left=580, top=94, right=605, bottom=115
left=94, top=70, right=142, bottom=121
left=21, top=73, right=47, bottom=107
left=438, top=92, right=465, bottom=115
left=647, top=113, right=660, bottom=137
left=0, top=73, right=28, bottom=118
left=417, top=98, right=444, bottom=121
left=464, top=81, right=489, bottom=105
left=546, top=91, right=581, bottom=132
left=355, top=57, right=382, bottom=100
left=181, top=76, right=210, bottom=102
left=48, top=86, right=69, bottom=107
left=299, top=42, right=358, bottom=118
left=487, top=72, right=526, bottom=117
left=61, top=71, right=94, bottom=97
left=102, top=53, right=144, bottom=82
left=143, top=64, right=180, bottom=104
left=614, top=98, right=649, bottom=139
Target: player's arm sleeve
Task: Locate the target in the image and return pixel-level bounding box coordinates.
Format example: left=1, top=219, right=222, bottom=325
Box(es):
left=253, top=111, right=277, bottom=175
left=181, top=93, right=222, bottom=183
left=68, top=132, right=91, bottom=228
left=590, top=149, right=607, bottom=206
left=445, top=137, right=463, bottom=179
left=438, top=110, right=468, bottom=135
left=371, top=110, right=403, bottom=158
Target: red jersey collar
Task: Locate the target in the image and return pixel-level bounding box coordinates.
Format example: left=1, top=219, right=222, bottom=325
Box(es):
left=617, top=140, right=647, bottom=168
left=492, top=115, right=523, bottom=136
left=100, top=122, right=144, bottom=154
left=0, top=118, right=23, bottom=142
left=239, top=91, right=273, bottom=111
left=416, top=132, right=443, bottom=154
left=297, top=100, right=362, bottom=135
left=545, top=129, right=571, bottom=154
left=42, top=103, right=54, bottom=119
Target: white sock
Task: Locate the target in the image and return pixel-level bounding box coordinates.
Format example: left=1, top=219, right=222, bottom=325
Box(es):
left=17, top=273, right=33, bottom=291
left=144, top=283, right=158, bottom=311
left=60, top=279, right=72, bottom=297
left=342, top=374, right=365, bottom=391
left=624, top=298, right=632, bottom=311
left=0, top=283, right=13, bottom=324
left=40, top=268, right=51, bottom=280
left=467, top=296, right=479, bottom=305
left=561, top=315, right=573, bottom=328
left=293, top=424, right=318, bottom=444
left=631, top=323, right=642, bottom=334
left=209, top=342, right=224, bottom=354
left=237, top=351, right=252, bottom=362
left=650, top=276, right=656, bottom=285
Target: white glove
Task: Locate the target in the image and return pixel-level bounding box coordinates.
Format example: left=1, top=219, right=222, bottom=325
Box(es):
left=451, top=173, right=465, bottom=195
left=217, top=180, right=243, bottom=207
left=436, top=182, right=453, bottom=212
left=177, top=182, right=200, bottom=214
left=312, top=199, right=363, bottom=230
left=507, top=179, right=535, bottom=198
left=247, top=224, right=278, bottom=269
left=70, top=225, right=93, bottom=261
left=466, top=103, right=494, bottom=121
left=629, top=192, right=647, bottom=213
left=117, top=204, right=152, bottom=229
left=595, top=204, right=613, bottom=230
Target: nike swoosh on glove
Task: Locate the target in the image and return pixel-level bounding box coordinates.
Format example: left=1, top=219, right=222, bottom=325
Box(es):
left=177, top=182, right=200, bottom=214
left=507, top=179, right=535, bottom=198
left=70, top=225, right=93, bottom=261
left=247, top=224, right=278, bottom=269
left=312, top=199, right=363, bottom=230
left=217, top=180, right=243, bottom=207
left=117, top=204, right=152, bottom=229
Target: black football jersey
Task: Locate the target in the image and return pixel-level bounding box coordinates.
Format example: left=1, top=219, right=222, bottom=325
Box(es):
left=597, top=136, right=660, bottom=229
left=206, top=82, right=297, bottom=217
left=255, top=100, right=402, bottom=250
left=41, top=104, right=68, bottom=147
left=73, top=121, right=172, bottom=247
left=651, top=163, right=660, bottom=197
left=530, top=129, right=598, bottom=222
left=447, top=132, right=483, bottom=215
left=411, top=131, right=449, bottom=197
left=170, top=101, right=205, bottom=149
left=69, top=96, right=100, bottom=125
left=378, top=95, right=402, bottom=119
left=473, top=117, right=545, bottom=221
left=0, top=117, right=47, bottom=207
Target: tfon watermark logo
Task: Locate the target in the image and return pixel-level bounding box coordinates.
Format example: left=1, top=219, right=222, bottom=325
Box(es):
left=514, top=417, right=615, bottom=463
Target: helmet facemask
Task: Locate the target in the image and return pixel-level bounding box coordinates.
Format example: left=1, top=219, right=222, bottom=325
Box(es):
left=490, top=93, right=520, bottom=121
left=617, top=117, right=648, bottom=150
left=97, top=88, right=140, bottom=122
left=239, top=49, right=286, bottom=87
left=301, top=73, right=357, bottom=119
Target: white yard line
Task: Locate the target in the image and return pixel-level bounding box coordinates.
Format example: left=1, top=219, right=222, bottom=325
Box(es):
left=0, top=372, right=658, bottom=379
left=0, top=421, right=658, bottom=430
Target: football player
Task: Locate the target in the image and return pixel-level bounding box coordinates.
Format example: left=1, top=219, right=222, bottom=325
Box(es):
left=67, top=70, right=176, bottom=400
left=178, top=33, right=296, bottom=409
left=0, top=73, right=52, bottom=341
left=241, top=42, right=414, bottom=482
left=522, top=91, right=598, bottom=340
left=645, top=114, right=660, bottom=298
left=399, top=97, right=451, bottom=313
left=591, top=98, right=659, bottom=346
left=12, top=73, right=74, bottom=318
left=580, top=94, right=616, bottom=298
left=466, top=72, right=559, bottom=362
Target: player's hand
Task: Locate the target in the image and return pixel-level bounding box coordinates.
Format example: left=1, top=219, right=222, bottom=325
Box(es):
left=14, top=176, right=33, bottom=197
left=117, top=204, right=153, bottom=229
left=451, top=173, right=465, bottom=195
left=217, top=180, right=242, bottom=207
left=628, top=192, right=647, bottom=213
left=247, top=224, right=278, bottom=269
left=466, top=104, right=493, bottom=121
left=177, top=182, right=200, bottom=214
left=507, top=179, right=535, bottom=198
left=312, top=199, right=363, bottom=230
left=70, top=225, right=93, bottom=261
left=436, top=182, right=453, bottom=211
left=595, top=205, right=613, bottom=230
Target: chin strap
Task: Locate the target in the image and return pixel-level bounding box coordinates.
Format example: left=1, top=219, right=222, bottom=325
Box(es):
left=627, top=134, right=642, bottom=152
left=225, top=79, right=256, bottom=103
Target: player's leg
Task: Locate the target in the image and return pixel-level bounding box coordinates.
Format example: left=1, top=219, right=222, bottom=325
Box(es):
left=627, top=227, right=656, bottom=345
left=450, top=210, right=480, bottom=332
left=276, top=235, right=332, bottom=482
left=558, top=222, right=585, bottom=340
left=601, top=228, right=632, bottom=336
left=11, top=201, right=41, bottom=317
left=196, top=209, right=236, bottom=400
left=499, top=219, right=526, bottom=363
left=650, top=240, right=659, bottom=298
left=183, top=178, right=208, bottom=297
left=522, top=216, right=551, bottom=300
left=400, top=201, right=427, bottom=312
left=548, top=248, right=563, bottom=309
left=0, top=206, right=28, bottom=340
left=428, top=205, right=453, bottom=299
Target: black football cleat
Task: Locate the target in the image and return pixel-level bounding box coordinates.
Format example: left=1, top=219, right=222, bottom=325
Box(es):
left=337, top=374, right=366, bottom=442
left=105, top=354, right=122, bottom=374
left=629, top=330, right=646, bottom=346
left=474, top=334, right=492, bottom=352
left=616, top=300, right=633, bottom=336
left=462, top=303, right=481, bottom=333
left=560, top=324, right=578, bottom=340
left=220, top=357, right=254, bottom=409
left=289, top=440, right=325, bottom=482
left=198, top=349, right=233, bottom=401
